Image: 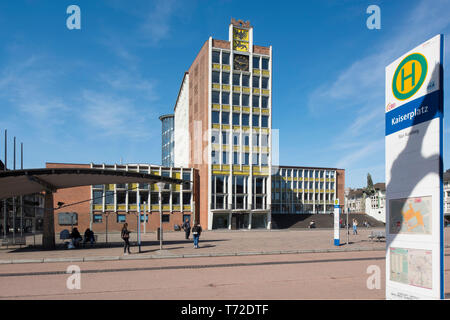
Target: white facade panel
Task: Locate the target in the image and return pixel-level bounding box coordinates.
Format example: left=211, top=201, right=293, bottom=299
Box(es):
left=174, top=74, right=190, bottom=168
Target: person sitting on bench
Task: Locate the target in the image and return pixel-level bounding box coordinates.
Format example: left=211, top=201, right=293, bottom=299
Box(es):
left=70, top=227, right=82, bottom=248
left=83, top=228, right=95, bottom=247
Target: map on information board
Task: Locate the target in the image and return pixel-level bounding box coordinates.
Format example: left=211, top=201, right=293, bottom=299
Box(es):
left=390, top=247, right=432, bottom=289
left=389, top=196, right=432, bottom=234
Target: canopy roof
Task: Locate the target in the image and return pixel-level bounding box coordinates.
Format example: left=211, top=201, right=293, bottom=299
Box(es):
left=0, top=168, right=186, bottom=200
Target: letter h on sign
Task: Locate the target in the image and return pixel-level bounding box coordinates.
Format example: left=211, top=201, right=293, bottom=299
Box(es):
left=401, top=63, right=415, bottom=91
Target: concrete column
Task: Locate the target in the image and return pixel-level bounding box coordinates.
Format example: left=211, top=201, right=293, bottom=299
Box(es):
left=42, top=192, right=55, bottom=249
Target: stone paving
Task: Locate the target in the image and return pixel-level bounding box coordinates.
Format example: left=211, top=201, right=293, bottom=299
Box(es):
left=0, top=228, right=393, bottom=264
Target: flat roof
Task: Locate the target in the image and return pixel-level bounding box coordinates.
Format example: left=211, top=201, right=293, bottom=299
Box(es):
left=0, top=168, right=186, bottom=200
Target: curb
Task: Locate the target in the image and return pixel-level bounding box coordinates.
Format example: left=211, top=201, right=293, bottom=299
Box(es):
left=0, top=246, right=387, bottom=265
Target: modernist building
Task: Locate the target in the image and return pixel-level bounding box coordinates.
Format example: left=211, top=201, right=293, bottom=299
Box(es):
left=271, top=166, right=345, bottom=215
left=48, top=162, right=198, bottom=233
left=167, top=19, right=345, bottom=230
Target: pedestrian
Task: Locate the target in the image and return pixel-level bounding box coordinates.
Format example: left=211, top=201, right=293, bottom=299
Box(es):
left=121, top=223, right=131, bottom=255
left=182, top=218, right=191, bottom=240
left=192, top=223, right=202, bottom=249
left=352, top=219, right=358, bottom=235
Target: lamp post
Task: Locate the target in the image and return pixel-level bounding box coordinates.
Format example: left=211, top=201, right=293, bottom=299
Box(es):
left=157, top=181, right=164, bottom=250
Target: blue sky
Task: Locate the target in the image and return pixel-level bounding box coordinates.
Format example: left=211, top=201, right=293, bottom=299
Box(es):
left=0, top=0, right=449, bottom=188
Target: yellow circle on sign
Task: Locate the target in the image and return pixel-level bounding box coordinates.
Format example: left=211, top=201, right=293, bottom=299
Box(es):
left=395, top=60, right=423, bottom=94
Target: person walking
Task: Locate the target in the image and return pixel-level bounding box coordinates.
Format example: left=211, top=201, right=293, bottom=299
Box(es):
left=182, top=218, right=191, bottom=240
left=121, top=223, right=131, bottom=255
left=352, top=219, right=358, bottom=235
left=192, top=223, right=202, bottom=249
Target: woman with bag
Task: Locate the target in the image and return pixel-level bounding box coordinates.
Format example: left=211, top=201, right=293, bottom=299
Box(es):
left=121, top=223, right=131, bottom=255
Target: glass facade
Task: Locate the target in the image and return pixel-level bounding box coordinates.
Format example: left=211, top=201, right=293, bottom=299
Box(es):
left=160, top=115, right=174, bottom=167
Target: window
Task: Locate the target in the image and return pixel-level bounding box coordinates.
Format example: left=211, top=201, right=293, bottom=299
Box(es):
left=242, top=94, right=249, bottom=106
left=93, top=190, right=103, bottom=205
left=222, top=72, right=230, bottom=84
left=232, top=113, right=240, bottom=126
left=161, top=192, right=170, bottom=205
left=252, top=95, right=260, bottom=108
left=212, top=51, right=220, bottom=63
left=233, top=73, right=240, bottom=86
left=222, top=52, right=230, bottom=65
left=244, top=153, right=249, bottom=165
left=162, top=214, right=170, bottom=223
left=212, top=111, right=220, bottom=123
left=232, top=93, right=240, bottom=106
left=183, top=192, right=191, bottom=205
left=222, top=151, right=228, bottom=164
left=105, top=191, right=114, bottom=205
left=233, top=133, right=239, bottom=145
left=93, top=214, right=103, bottom=223
left=233, top=152, right=239, bottom=165
left=222, top=131, right=228, bottom=144
left=262, top=58, right=269, bottom=70
left=252, top=114, right=259, bottom=127
left=242, top=74, right=249, bottom=87
left=212, top=150, right=219, bottom=164
left=242, top=114, right=249, bottom=126
left=212, top=91, right=220, bottom=104
left=222, top=111, right=229, bottom=124
left=117, top=191, right=126, bottom=205
left=252, top=153, right=259, bottom=165
left=261, top=115, right=269, bottom=128
left=252, top=133, right=259, bottom=146
left=253, top=56, right=260, bottom=68
left=151, top=192, right=158, bottom=205
left=172, top=193, right=179, bottom=206
left=261, top=134, right=268, bottom=147
left=262, top=77, right=269, bottom=89
left=261, top=96, right=268, bottom=108
left=252, top=76, right=260, bottom=88
left=140, top=215, right=148, bottom=222
left=221, top=92, right=229, bottom=105
left=117, top=214, right=126, bottom=223
left=261, top=153, right=269, bottom=165
left=243, top=133, right=250, bottom=146
left=212, top=71, right=220, bottom=83
left=211, top=130, right=219, bottom=143
left=182, top=172, right=191, bottom=190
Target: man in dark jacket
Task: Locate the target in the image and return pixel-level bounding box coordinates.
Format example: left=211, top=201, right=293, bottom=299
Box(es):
left=192, top=223, right=202, bottom=249
left=182, top=218, right=191, bottom=240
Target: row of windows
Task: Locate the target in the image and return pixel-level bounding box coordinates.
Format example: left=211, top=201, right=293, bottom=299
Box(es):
left=212, top=51, right=269, bottom=70
left=212, top=131, right=269, bottom=147
left=212, top=151, right=269, bottom=166
left=272, top=204, right=335, bottom=214
left=212, top=72, right=269, bottom=89
left=92, top=190, right=192, bottom=206
left=93, top=213, right=171, bottom=224
left=272, top=180, right=335, bottom=190
left=274, top=169, right=336, bottom=179
left=273, top=192, right=335, bottom=202
left=212, top=175, right=267, bottom=195
left=212, top=111, right=269, bottom=127
left=212, top=91, right=269, bottom=108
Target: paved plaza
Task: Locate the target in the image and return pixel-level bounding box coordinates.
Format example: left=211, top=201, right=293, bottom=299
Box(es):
left=0, top=228, right=390, bottom=263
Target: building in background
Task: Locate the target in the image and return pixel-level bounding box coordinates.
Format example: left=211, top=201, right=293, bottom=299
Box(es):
left=47, top=162, right=198, bottom=233
left=271, top=166, right=345, bottom=215
left=167, top=19, right=345, bottom=230
left=159, top=114, right=175, bottom=167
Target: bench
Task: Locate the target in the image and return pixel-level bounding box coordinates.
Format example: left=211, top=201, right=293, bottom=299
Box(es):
left=1, top=237, right=26, bottom=248
left=368, top=231, right=386, bottom=242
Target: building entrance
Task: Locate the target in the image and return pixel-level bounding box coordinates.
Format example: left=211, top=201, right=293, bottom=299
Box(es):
left=231, top=213, right=249, bottom=230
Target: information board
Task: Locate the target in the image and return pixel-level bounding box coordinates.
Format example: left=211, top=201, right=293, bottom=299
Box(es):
left=385, top=34, right=444, bottom=300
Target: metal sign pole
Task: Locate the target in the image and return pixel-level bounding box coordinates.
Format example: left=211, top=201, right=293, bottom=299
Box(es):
left=137, top=191, right=141, bottom=253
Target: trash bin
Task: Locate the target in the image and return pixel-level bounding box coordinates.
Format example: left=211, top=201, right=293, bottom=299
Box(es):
left=157, top=227, right=163, bottom=241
